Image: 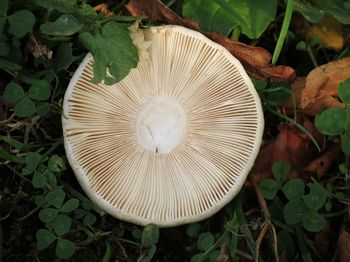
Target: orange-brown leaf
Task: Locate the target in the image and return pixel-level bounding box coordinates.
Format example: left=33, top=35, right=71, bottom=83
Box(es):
left=285, top=57, right=350, bottom=115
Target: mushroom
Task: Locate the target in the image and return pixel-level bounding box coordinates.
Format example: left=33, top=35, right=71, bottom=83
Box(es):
left=62, top=25, right=264, bottom=227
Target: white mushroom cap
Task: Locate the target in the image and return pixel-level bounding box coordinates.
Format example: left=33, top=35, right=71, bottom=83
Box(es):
left=62, top=25, right=264, bottom=227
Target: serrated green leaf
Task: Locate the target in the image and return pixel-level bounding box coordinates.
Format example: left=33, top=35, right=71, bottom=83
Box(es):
left=302, top=182, right=326, bottom=210
left=32, top=172, right=47, bottom=188
left=338, top=78, right=350, bottom=104
left=79, top=21, right=138, bottom=84
left=56, top=239, right=76, bottom=259
left=39, top=208, right=59, bottom=223
left=197, top=232, right=214, bottom=251
left=183, top=0, right=277, bottom=39
left=141, top=224, right=159, bottom=247
left=8, top=10, right=36, bottom=38
left=50, top=215, right=72, bottom=236
left=36, top=229, right=56, bottom=250
left=28, top=80, right=51, bottom=101
left=46, top=189, right=66, bottom=208
left=282, top=179, right=305, bottom=200
left=4, top=83, right=25, bottom=103
left=41, top=15, right=83, bottom=36
left=341, top=132, right=350, bottom=157
left=61, top=199, right=79, bottom=213
left=14, top=97, right=35, bottom=117
left=259, top=179, right=279, bottom=200
left=302, top=210, right=326, bottom=232
left=315, top=107, right=346, bottom=136
left=272, top=161, right=290, bottom=185
left=283, top=199, right=308, bottom=225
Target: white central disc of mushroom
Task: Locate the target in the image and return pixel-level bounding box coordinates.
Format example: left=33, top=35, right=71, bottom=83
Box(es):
left=136, top=97, right=187, bottom=154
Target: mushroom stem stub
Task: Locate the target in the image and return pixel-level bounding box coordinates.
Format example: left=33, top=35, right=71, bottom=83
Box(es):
left=136, top=96, right=187, bottom=154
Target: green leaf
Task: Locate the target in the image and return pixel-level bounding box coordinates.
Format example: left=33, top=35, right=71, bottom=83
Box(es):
left=191, top=253, right=206, bottom=262
left=294, top=0, right=326, bottom=23
left=141, top=224, right=159, bottom=247
left=182, top=0, right=278, bottom=39
left=0, top=41, right=9, bottom=56
left=302, top=182, right=326, bottom=210
left=209, top=250, right=221, bottom=262
left=36, top=229, right=56, bottom=250
left=39, top=208, right=59, bottom=223
left=338, top=78, right=350, bottom=104
left=139, top=245, right=156, bottom=262
left=282, top=179, right=305, bottom=200
left=14, top=97, right=35, bottom=117
left=74, top=208, right=86, bottom=219
left=36, top=102, right=52, bottom=116
left=8, top=10, right=36, bottom=38
left=4, top=83, right=25, bottom=103
left=53, top=42, right=78, bottom=72
left=294, top=0, right=350, bottom=24
left=302, top=210, right=327, bottom=232
left=272, top=161, right=290, bottom=185
left=0, top=146, right=25, bottom=163
left=277, top=230, right=295, bottom=259
left=61, top=199, right=79, bottom=213
left=46, top=189, right=66, bottom=208
left=41, top=15, right=83, bottom=36
left=79, top=21, right=138, bottom=84
left=341, top=132, right=350, bottom=157
left=0, top=0, right=9, bottom=33
left=28, top=80, right=51, bottom=101
left=264, top=82, right=292, bottom=107
left=0, top=135, right=27, bottom=150
left=22, top=152, right=42, bottom=175
left=0, top=57, right=22, bottom=71
left=83, top=212, right=96, bottom=225
left=35, top=195, right=48, bottom=207
left=32, top=172, right=48, bottom=188
left=283, top=199, right=308, bottom=225
left=259, top=179, right=279, bottom=200
left=50, top=215, right=72, bottom=236
left=35, top=0, right=77, bottom=13
left=48, top=154, right=66, bottom=172
left=315, top=107, right=346, bottom=136
left=186, top=223, right=201, bottom=238
left=56, top=239, right=76, bottom=259
left=197, top=232, right=214, bottom=251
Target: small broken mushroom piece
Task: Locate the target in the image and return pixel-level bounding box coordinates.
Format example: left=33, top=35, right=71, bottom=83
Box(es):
left=62, top=25, right=264, bottom=227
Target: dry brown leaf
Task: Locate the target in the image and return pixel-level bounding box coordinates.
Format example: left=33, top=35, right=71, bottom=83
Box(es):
left=285, top=57, right=350, bottom=115
left=250, top=116, right=324, bottom=183
left=338, top=230, right=350, bottom=262
left=125, top=0, right=295, bottom=82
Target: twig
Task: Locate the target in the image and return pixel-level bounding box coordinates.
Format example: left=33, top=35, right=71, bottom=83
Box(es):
left=250, top=176, right=279, bottom=262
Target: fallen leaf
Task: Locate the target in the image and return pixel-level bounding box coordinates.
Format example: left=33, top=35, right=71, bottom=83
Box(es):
left=338, top=231, right=350, bottom=262
left=305, top=142, right=342, bottom=178
left=250, top=116, right=324, bottom=183
left=125, top=0, right=295, bottom=82
left=285, top=57, right=350, bottom=115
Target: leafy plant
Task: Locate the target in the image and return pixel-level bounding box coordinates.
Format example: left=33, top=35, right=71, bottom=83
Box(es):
left=260, top=161, right=327, bottom=232
left=315, top=77, right=350, bottom=157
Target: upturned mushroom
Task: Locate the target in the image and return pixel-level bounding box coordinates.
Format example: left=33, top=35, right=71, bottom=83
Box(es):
left=62, top=25, right=264, bottom=227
